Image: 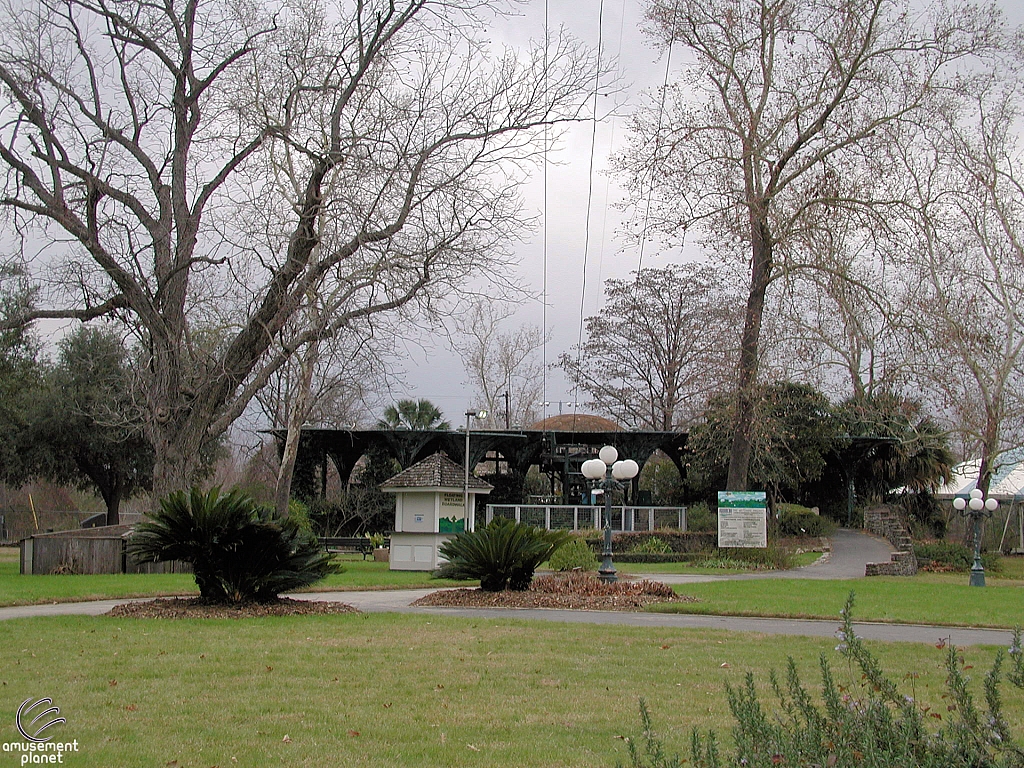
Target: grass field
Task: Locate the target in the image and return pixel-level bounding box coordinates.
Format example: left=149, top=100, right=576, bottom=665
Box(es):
left=2, top=611, right=1021, bottom=767
left=659, top=575, right=1024, bottom=628
left=0, top=551, right=469, bottom=607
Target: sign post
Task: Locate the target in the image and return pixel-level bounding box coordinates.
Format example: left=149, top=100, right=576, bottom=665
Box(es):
left=717, top=491, right=768, bottom=548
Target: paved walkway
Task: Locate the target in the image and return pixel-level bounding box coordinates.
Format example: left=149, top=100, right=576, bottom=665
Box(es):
left=1, top=529, right=1015, bottom=647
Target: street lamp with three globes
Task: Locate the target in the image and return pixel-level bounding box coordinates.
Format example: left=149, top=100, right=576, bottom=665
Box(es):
left=581, top=446, right=639, bottom=583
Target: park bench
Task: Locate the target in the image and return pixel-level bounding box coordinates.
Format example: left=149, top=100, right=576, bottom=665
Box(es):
left=319, top=536, right=390, bottom=560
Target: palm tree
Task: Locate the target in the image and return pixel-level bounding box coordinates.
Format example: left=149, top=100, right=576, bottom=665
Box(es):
left=377, top=398, right=451, bottom=430
left=841, top=394, right=954, bottom=500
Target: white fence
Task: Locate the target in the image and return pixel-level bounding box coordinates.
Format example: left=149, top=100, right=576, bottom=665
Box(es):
left=485, top=504, right=687, bottom=532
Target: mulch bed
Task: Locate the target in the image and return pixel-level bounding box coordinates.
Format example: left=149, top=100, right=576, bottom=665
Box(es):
left=413, top=573, right=699, bottom=612
left=107, top=597, right=358, bottom=619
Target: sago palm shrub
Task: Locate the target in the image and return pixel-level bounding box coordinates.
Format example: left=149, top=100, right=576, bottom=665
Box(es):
left=436, top=517, right=571, bottom=591
left=129, top=486, right=337, bottom=604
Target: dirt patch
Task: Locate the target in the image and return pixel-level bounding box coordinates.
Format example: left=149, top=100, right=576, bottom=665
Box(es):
left=107, top=597, right=358, bottom=619
left=413, top=572, right=698, bottom=612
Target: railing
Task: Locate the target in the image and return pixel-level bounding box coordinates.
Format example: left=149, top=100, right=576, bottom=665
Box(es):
left=485, top=504, right=687, bottom=532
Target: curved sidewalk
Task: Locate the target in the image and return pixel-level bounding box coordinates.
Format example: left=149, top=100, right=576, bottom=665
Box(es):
left=0, top=588, right=1015, bottom=648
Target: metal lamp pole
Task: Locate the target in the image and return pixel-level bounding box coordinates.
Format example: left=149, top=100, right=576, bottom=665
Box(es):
left=464, top=409, right=487, bottom=532
left=953, top=488, right=998, bottom=587
left=581, top=446, right=639, bottom=583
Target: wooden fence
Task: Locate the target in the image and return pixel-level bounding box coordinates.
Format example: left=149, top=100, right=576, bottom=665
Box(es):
left=20, top=526, right=190, bottom=575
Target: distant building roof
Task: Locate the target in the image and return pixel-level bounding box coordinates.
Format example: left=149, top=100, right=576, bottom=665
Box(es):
left=380, top=452, right=493, bottom=492
left=529, top=413, right=621, bottom=432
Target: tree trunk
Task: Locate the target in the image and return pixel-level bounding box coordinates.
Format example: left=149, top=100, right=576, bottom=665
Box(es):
left=275, top=341, right=318, bottom=516
left=103, top=482, right=122, bottom=527
left=726, top=213, right=773, bottom=491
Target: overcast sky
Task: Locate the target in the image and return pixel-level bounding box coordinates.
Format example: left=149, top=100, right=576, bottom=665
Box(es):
left=392, top=0, right=674, bottom=424
left=391, top=0, right=1024, bottom=428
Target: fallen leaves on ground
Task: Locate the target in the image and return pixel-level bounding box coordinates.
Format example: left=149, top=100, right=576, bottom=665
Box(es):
left=106, top=597, right=358, bottom=620
left=413, top=572, right=698, bottom=611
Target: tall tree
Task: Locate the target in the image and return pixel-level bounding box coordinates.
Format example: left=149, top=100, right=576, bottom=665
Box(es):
left=619, top=0, right=1006, bottom=489
left=559, top=263, right=742, bottom=431
left=0, top=0, right=601, bottom=498
left=378, top=399, right=451, bottom=430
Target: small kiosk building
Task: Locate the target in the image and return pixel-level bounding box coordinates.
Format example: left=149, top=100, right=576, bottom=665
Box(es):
left=381, top=452, right=493, bottom=571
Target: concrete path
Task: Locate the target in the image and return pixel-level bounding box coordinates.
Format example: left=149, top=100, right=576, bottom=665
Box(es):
left=2, top=529, right=1014, bottom=647
left=642, top=528, right=895, bottom=585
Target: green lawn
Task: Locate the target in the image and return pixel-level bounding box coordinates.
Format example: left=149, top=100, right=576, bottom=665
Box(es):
left=1, top=611, right=1020, bottom=767
left=0, top=552, right=469, bottom=607
left=658, top=576, right=1024, bottom=628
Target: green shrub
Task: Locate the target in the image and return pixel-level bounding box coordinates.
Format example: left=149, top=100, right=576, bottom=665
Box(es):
left=287, top=499, right=315, bottom=535
left=128, top=487, right=337, bottom=604
left=548, top=537, right=599, bottom=571
left=436, top=518, right=570, bottom=591
left=706, top=545, right=791, bottom=570
left=776, top=504, right=836, bottom=537
left=685, top=502, right=717, bottom=532
left=614, top=553, right=705, bottom=564
left=629, top=536, right=673, bottom=554
left=915, top=540, right=1001, bottom=573
left=613, top=531, right=717, bottom=554
left=619, top=596, right=1024, bottom=768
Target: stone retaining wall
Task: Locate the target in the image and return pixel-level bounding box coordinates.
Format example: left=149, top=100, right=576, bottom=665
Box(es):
left=863, top=505, right=917, bottom=576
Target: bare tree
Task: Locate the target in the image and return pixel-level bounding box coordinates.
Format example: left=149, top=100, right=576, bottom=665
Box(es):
left=618, top=0, right=1006, bottom=489
left=559, top=263, right=742, bottom=431
left=892, top=75, right=1024, bottom=494
left=0, top=0, right=601, bottom=497
left=764, top=257, right=914, bottom=402
left=454, top=300, right=545, bottom=429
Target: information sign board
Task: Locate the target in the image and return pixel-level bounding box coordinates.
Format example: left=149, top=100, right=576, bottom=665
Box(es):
left=717, top=491, right=768, bottom=548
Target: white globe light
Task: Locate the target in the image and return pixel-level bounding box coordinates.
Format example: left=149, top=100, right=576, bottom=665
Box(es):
left=581, top=458, right=606, bottom=480
left=970, top=488, right=984, bottom=500
left=985, top=498, right=999, bottom=511
left=953, top=497, right=967, bottom=510
left=599, top=445, right=618, bottom=465
left=969, top=497, right=984, bottom=511
left=613, top=459, right=640, bottom=480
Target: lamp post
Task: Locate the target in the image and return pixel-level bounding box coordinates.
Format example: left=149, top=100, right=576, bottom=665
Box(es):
left=581, top=446, right=639, bottom=583
left=464, top=409, right=487, bottom=532
left=953, top=488, right=998, bottom=587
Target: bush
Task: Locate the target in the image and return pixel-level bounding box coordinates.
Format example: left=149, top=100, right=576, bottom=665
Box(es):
left=915, top=541, right=1001, bottom=573
left=548, top=537, right=599, bottom=571
left=435, top=518, right=570, bottom=591
left=705, top=545, right=791, bottom=570
left=129, top=487, right=337, bottom=604
left=776, top=503, right=836, bottom=537
left=685, top=502, right=717, bottom=532
left=629, top=536, right=673, bottom=554
left=619, top=597, right=1024, bottom=768
left=613, top=531, right=717, bottom=554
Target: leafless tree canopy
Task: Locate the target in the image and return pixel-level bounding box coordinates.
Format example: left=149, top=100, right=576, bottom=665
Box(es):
left=0, top=0, right=601, bottom=494
left=560, top=263, right=743, bottom=431
left=885, top=72, right=1024, bottom=492
left=454, top=300, right=546, bottom=429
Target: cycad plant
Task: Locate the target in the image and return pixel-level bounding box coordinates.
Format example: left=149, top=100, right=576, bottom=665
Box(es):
left=437, top=517, right=570, bottom=591
left=129, top=487, right=337, bottom=604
